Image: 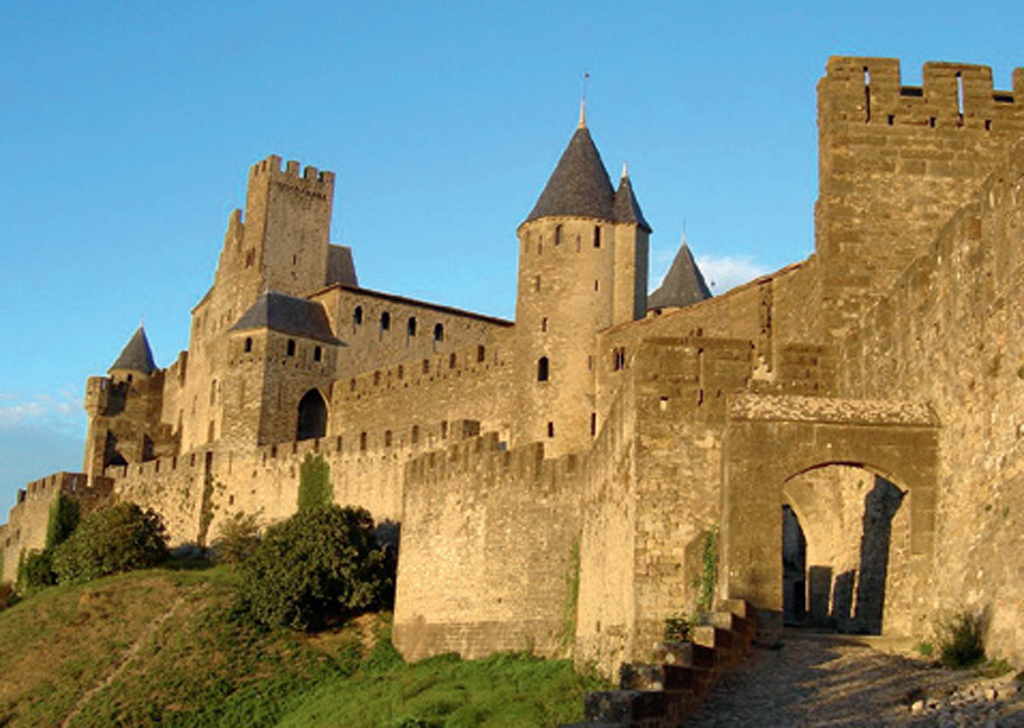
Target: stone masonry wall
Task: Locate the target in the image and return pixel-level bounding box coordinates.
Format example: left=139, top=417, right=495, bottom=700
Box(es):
left=816, top=58, right=1024, bottom=340
left=841, top=146, right=1024, bottom=664
left=393, top=433, right=584, bottom=661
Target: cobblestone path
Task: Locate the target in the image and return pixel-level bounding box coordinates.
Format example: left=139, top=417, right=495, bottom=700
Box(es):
left=686, top=631, right=1024, bottom=727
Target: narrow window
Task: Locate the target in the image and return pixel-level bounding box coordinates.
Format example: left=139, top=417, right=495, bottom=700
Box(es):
left=210, top=379, right=217, bottom=405
left=245, top=249, right=255, bottom=268
left=244, top=337, right=253, bottom=353
left=928, top=116, right=936, bottom=128
left=594, top=279, right=600, bottom=291
left=411, top=425, right=420, bottom=444
left=554, top=224, right=563, bottom=246
left=593, top=225, right=601, bottom=248
left=360, top=432, right=368, bottom=451
left=547, top=421, right=555, bottom=438
left=380, top=311, right=391, bottom=331
left=985, top=119, right=992, bottom=131
left=534, top=275, right=541, bottom=293
left=349, top=378, right=356, bottom=391
left=423, top=359, right=430, bottom=374
left=286, top=339, right=296, bottom=356
left=313, top=345, right=322, bottom=362
left=538, top=356, right=550, bottom=382
left=477, top=345, right=486, bottom=363
left=407, top=317, right=417, bottom=337
left=373, top=371, right=381, bottom=385
left=863, top=66, right=871, bottom=123
left=384, top=430, right=393, bottom=448
left=441, top=420, right=448, bottom=439
left=541, top=317, right=548, bottom=332
left=449, top=352, right=458, bottom=369
left=590, top=412, right=597, bottom=436
left=354, top=306, right=363, bottom=325
left=397, top=364, right=404, bottom=379
left=956, top=71, right=965, bottom=126
left=434, top=323, right=445, bottom=342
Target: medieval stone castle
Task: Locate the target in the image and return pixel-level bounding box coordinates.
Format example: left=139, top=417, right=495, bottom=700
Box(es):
left=4, top=57, right=1024, bottom=674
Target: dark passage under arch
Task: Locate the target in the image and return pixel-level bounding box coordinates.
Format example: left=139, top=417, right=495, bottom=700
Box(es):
left=296, top=389, right=328, bottom=441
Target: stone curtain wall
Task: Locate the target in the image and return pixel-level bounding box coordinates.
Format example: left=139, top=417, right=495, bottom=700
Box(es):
left=394, top=434, right=584, bottom=661
left=816, top=58, right=1024, bottom=340
left=841, top=145, right=1024, bottom=663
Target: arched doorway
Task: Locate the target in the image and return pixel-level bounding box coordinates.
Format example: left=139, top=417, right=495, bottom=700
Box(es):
left=296, top=389, right=328, bottom=441
left=720, top=394, right=938, bottom=641
left=781, top=465, right=907, bottom=634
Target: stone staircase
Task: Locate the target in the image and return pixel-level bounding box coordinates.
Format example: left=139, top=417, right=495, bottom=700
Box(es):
left=562, top=600, right=760, bottom=727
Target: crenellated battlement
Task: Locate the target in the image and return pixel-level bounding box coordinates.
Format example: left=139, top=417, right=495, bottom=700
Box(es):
left=406, top=432, right=586, bottom=495
left=249, top=154, right=336, bottom=193
left=821, top=57, right=1024, bottom=131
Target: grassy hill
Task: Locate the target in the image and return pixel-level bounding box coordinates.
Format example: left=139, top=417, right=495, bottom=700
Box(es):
left=0, top=566, right=605, bottom=727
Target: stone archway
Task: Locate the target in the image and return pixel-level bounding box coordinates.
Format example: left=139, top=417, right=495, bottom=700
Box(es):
left=296, top=388, right=328, bottom=441
left=720, top=394, right=938, bottom=639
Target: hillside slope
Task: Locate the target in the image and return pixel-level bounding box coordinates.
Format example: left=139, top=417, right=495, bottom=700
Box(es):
left=0, top=568, right=603, bottom=727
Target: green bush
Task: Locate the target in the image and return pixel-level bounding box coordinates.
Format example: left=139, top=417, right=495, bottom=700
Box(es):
left=937, top=612, right=986, bottom=668
left=45, top=494, right=80, bottom=550
left=212, top=511, right=262, bottom=566
left=17, top=549, right=57, bottom=592
left=297, top=453, right=332, bottom=512
left=52, top=502, right=169, bottom=584
left=237, top=505, right=392, bottom=631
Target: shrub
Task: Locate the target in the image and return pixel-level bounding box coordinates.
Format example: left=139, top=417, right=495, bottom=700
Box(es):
left=46, top=494, right=80, bottom=550
left=937, top=612, right=986, bottom=668
left=52, top=502, right=169, bottom=584
left=212, top=511, right=262, bottom=566
left=237, top=505, right=392, bottom=631
left=17, top=549, right=57, bottom=592
left=297, top=453, right=333, bottom=512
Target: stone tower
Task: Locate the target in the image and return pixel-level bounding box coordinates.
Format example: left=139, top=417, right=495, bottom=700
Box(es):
left=513, top=109, right=650, bottom=456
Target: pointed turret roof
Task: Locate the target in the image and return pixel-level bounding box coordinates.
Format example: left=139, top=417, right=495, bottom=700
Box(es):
left=525, top=124, right=616, bottom=223
left=613, top=168, right=652, bottom=232
left=647, top=239, right=713, bottom=310
left=109, top=326, right=158, bottom=375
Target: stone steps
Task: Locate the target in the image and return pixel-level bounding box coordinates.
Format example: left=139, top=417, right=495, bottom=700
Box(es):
left=566, top=600, right=758, bottom=727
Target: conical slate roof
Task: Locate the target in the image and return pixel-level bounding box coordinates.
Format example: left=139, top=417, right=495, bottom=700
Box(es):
left=230, top=291, right=341, bottom=344
left=647, top=240, right=713, bottom=310
left=613, top=172, right=652, bottom=232
left=525, top=125, right=615, bottom=223
left=109, top=326, right=157, bottom=375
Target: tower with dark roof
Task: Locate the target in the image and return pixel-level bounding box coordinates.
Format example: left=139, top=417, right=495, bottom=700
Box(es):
left=513, top=109, right=651, bottom=456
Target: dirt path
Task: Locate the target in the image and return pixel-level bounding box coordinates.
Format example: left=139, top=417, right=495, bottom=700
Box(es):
left=59, top=595, right=187, bottom=728
left=686, top=631, right=1024, bottom=726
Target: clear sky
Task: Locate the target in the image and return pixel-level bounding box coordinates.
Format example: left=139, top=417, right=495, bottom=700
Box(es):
left=2, top=0, right=1023, bottom=512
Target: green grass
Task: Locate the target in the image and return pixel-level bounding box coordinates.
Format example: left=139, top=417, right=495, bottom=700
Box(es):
left=0, top=566, right=605, bottom=727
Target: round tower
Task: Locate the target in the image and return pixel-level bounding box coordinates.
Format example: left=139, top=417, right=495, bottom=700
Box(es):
left=513, top=109, right=650, bottom=456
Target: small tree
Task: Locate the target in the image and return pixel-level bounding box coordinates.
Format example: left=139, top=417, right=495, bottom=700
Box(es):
left=52, top=502, right=168, bottom=584
left=212, top=511, right=262, bottom=566
left=237, top=505, right=392, bottom=631
left=46, top=494, right=81, bottom=550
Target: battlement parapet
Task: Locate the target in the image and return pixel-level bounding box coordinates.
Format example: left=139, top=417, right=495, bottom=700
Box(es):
left=249, top=154, right=336, bottom=193
left=821, top=56, right=1024, bottom=131
left=406, top=432, right=587, bottom=496
left=107, top=448, right=213, bottom=481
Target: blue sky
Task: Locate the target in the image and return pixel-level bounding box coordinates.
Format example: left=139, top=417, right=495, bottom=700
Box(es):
left=2, top=0, right=1023, bottom=512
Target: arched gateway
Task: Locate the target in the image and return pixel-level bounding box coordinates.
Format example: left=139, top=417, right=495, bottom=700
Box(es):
left=720, top=394, right=938, bottom=640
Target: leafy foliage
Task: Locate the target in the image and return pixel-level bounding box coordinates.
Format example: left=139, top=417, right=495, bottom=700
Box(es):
left=236, top=505, right=393, bottom=631
left=691, top=525, right=718, bottom=622
left=52, top=502, right=169, bottom=584
left=212, top=511, right=262, bottom=566
left=17, top=549, right=57, bottom=593
left=297, top=453, right=332, bottom=512
left=45, top=494, right=81, bottom=550
left=937, top=611, right=986, bottom=668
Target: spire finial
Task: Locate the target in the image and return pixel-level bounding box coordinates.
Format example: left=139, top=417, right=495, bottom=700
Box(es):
left=578, top=71, right=590, bottom=128
left=621, top=161, right=629, bottom=179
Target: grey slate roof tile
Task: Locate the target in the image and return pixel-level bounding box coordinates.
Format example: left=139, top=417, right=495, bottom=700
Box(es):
left=230, top=291, right=341, bottom=344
